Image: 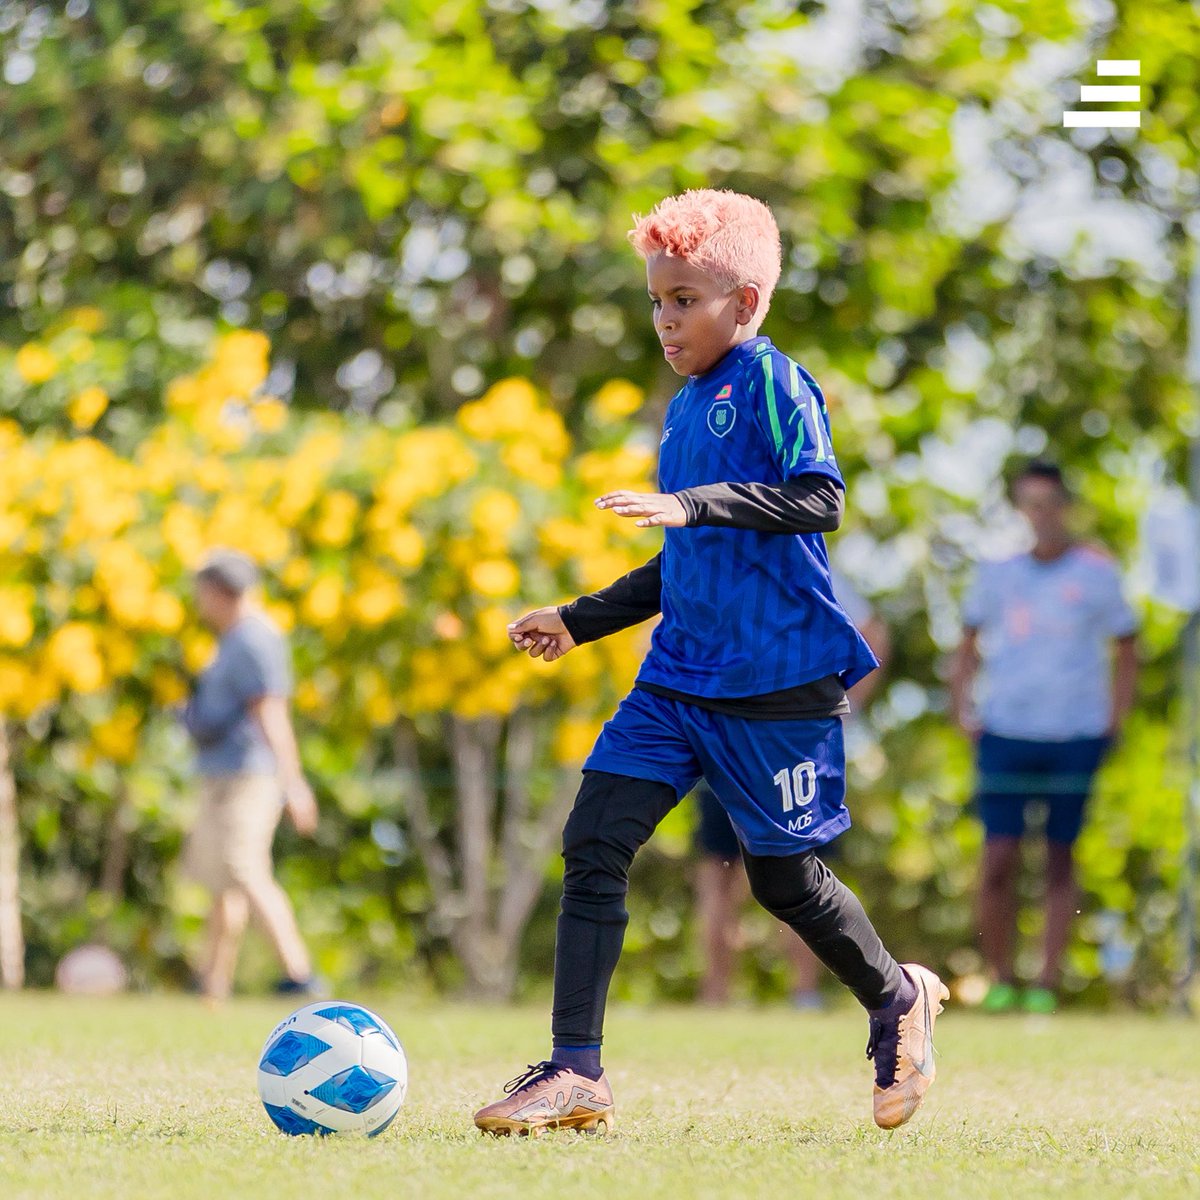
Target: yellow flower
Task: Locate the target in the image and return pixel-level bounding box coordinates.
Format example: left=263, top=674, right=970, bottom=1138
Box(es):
left=349, top=578, right=405, bottom=627
left=92, top=706, right=140, bottom=765
left=593, top=379, right=644, bottom=420
left=252, top=397, right=288, bottom=432
left=166, top=374, right=204, bottom=412
left=264, top=599, right=295, bottom=632
left=538, top=518, right=597, bottom=567
left=302, top=575, right=344, bottom=625
left=295, top=679, right=323, bottom=714
left=212, top=330, right=271, bottom=395
left=359, top=671, right=398, bottom=727
left=554, top=716, right=602, bottom=764
left=68, top=386, right=110, bottom=430
left=0, top=585, right=35, bottom=647
left=469, top=558, right=520, bottom=598
left=182, top=630, right=216, bottom=673
left=15, top=343, right=58, bottom=384
left=280, top=558, right=313, bottom=590
left=580, top=550, right=636, bottom=592
left=162, top=504, right=206, bottom=566
left=69, top=307, right=106, bottom=334
left=195, top=457, right=232, bottom=492
left=575, top=446, right=655, bottom=492
left=12, top=660, right=58, bottom=717
left=312, top=490, right=360, bottom=548
left=100, top=630, right=138, bottom=677
left=453, top=676, right=515, bottom=717
left=0, top=658, right=30, bottom=712
left=456, top=377, right=541, bottom=441
left=469, top=488, right=522, bottom=542
left=405, top=646, right=456, bottom=712
left=45, top=622, right=106, bottom=693
left=151, top=666, right=188, bottom=706
left=364, top=690, right=398, bottom=727
left=501, top=441, right=562, bottom=488
left=379, top=524, right=424, bottom=570
left=74, top=586, right=100, bottom=614
left=149, top=592, right=186, bottom=633
left=95, top=542, right=157, bottom=628
left=474, top=605, right=515, bottom=656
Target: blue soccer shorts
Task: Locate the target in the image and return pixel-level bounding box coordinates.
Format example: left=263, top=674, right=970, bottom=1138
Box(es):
left=693, top=780, right=844, bottom=864
left=584, top=687, right=849, bottom=856
left=974, top=732, right=1112, bottom=845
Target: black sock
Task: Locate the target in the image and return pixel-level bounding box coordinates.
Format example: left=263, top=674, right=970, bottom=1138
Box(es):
left=551, top=1043, right=603, bottom=1080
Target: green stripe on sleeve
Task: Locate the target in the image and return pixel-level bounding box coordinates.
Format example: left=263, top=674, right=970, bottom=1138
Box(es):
left=808, top=394, right=828, bottom=462
left=761, top=357, right=784, bottom=455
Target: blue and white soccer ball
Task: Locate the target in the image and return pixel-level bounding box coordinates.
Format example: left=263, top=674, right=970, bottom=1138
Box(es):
left=256, top=1001, right=408, bottom=1137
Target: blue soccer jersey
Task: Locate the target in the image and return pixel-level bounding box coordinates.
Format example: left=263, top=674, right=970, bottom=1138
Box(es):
left=636, top=336, right=877, bottom=698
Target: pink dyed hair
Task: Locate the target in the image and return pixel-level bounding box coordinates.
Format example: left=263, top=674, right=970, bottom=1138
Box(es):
left=628, top=189, right=782, bottom=316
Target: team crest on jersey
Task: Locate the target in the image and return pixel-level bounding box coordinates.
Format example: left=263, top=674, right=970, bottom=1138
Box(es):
left=707, top=397, right=736, bottom=437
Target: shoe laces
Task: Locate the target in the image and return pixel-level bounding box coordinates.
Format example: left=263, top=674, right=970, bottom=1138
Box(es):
left=866, top=1014, right=902, bottom=1090
left=502, top=1061, right=564, bottom=1095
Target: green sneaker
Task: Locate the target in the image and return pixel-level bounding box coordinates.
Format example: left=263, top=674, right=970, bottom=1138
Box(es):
left=980, top=981, right=1020, bottom=1013
left=1021, top=986, right=1056, bottom=1015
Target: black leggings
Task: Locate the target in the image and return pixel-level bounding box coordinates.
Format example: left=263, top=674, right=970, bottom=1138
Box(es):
left=552, top=770, right=902, bottom=1046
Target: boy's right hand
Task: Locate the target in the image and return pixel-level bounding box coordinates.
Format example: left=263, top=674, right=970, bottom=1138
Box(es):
left=508, top=607, right=576, bottom=662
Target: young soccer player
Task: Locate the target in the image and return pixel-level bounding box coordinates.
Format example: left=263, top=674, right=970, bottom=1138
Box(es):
left=473, top=190, right=947, bottom=1136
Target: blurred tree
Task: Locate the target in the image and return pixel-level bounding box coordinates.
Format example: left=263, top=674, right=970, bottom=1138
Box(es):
left=1, top=0, right=1189, bottom=436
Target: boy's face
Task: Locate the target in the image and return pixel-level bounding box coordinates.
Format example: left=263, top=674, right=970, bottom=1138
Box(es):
left=646, top=253, right=759, bottom=377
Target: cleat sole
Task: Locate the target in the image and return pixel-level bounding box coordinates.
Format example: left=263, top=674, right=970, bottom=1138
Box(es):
left=476, top=1107, right=614, bottom=1138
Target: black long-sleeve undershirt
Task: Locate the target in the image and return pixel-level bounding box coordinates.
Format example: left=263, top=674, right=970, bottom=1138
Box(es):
left=675, top=474, right=844, bottom=534
left=557, top=474, right=852, bottom=721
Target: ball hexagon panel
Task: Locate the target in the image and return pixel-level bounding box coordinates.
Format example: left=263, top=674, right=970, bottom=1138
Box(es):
left=263, top=1103, right=336, bottom=1137
left=309, top=1065, right=397, bottom=1114
left=313, top=1004, right=401, bottom=1050
left=259, top=1030, right=332, bottom=1077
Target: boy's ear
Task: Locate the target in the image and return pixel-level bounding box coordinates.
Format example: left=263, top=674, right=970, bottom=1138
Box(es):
left=734, top=283, right=761, bottom=327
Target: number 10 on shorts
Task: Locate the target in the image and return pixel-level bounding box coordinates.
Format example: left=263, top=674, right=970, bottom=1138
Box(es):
left=773, top=760, right=817, bottom=813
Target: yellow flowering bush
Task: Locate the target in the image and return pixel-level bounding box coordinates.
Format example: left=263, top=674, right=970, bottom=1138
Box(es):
left=0, top=334, right=659, bottom=763
left=0, top=331, right=665, bottom=993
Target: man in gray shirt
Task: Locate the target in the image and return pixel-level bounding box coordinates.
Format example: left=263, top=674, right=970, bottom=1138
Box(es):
left=181, top=550, right=320, bottom=1001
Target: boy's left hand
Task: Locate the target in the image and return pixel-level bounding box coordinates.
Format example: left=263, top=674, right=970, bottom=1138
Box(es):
left=596, top=490, right=687, bottom=528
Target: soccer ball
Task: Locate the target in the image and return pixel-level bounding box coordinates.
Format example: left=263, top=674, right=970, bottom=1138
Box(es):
left=256, top=1001, right=408, bottom=1137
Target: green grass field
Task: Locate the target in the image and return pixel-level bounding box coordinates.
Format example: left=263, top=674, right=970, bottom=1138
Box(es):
left=1, top=993, right=1197, bottom=1200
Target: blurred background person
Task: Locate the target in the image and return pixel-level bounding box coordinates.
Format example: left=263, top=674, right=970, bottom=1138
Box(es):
left=950, top=462, right=1138, bottom=1014
left=180, top=550, right=322, bottom=1002
left=695, top=569, right=891, bottom=1008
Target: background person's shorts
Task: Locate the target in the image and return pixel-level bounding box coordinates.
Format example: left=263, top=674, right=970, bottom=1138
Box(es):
left=974, top=732, right=1111, bottom=845
left=183, top=773, right=283, bottom=892
left=585, top=687, right=849, bottom=856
